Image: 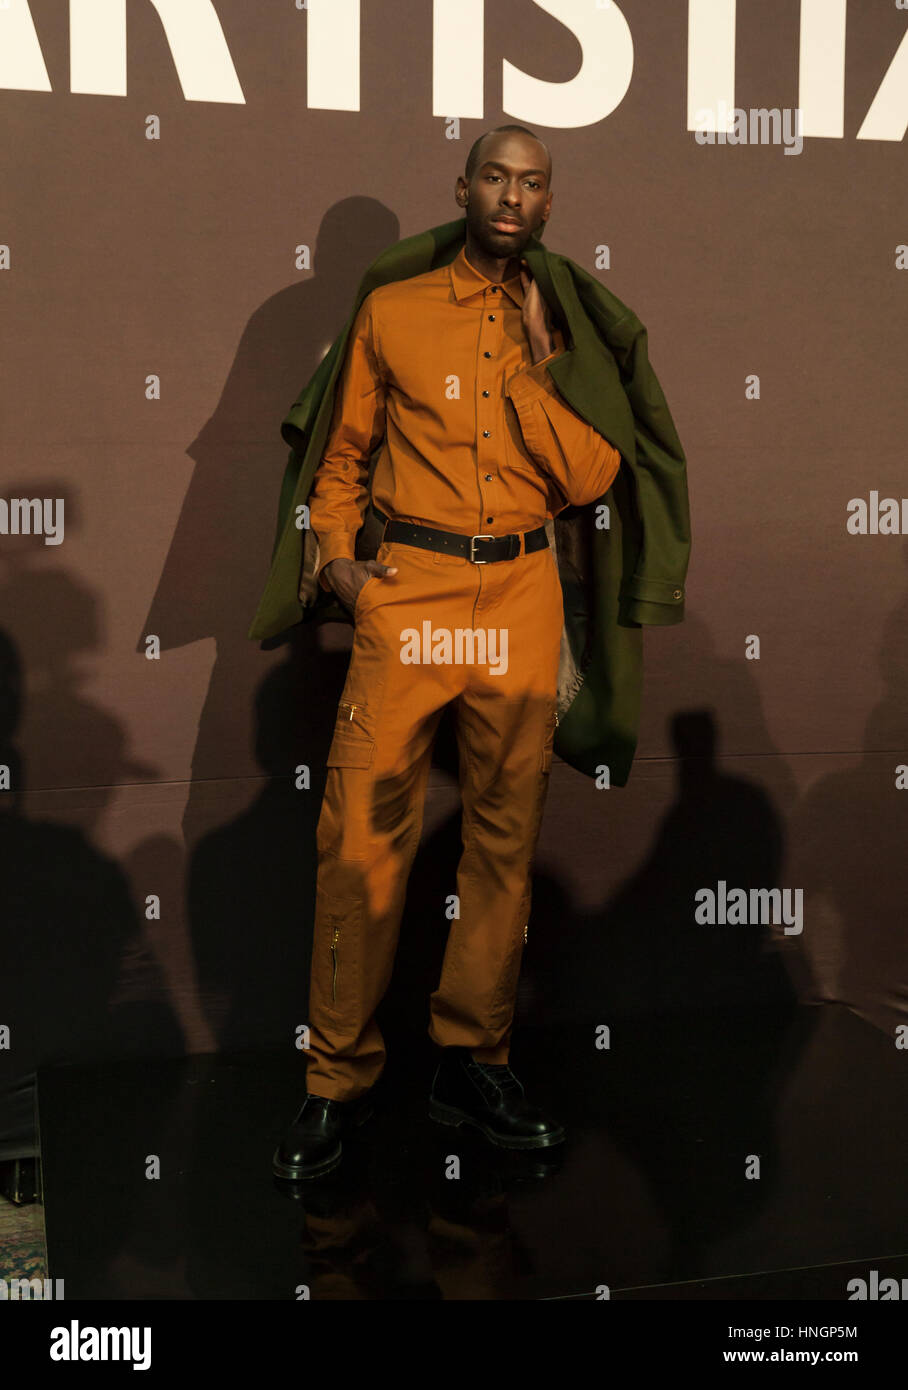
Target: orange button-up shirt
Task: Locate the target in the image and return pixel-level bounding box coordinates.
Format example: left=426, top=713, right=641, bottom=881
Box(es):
left=309, top=244, right=621, bottom=588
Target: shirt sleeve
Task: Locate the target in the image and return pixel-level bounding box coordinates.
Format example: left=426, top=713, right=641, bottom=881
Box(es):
left=505, top=331, right=622, bottom=508
left=308, top=294, right=387, bottom=590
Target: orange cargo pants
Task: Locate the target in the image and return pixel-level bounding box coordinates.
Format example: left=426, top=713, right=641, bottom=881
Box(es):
left=305, top=530, right=563, bottom=1100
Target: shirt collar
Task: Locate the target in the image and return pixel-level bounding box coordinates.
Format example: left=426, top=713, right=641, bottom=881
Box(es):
left=450, top=245, right=524, bottom=307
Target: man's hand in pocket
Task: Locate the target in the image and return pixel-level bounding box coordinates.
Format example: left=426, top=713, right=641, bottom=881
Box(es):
left=322, top=556, right=398, bottom=612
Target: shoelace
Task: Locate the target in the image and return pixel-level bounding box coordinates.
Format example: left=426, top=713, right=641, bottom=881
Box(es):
left=470, top=1062, right=523, bottom=1095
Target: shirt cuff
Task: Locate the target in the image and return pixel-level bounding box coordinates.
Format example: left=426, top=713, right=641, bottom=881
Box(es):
left=314, top=533, right=358, bottom=590
left=506, top=340, right=566, bottom=407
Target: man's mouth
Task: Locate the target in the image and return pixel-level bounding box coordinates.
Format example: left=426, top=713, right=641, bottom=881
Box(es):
left=490, top=218, right=524, bottom=233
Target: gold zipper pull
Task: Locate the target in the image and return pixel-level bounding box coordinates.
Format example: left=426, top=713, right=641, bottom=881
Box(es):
left=331, top=926, right=340, bottom=1000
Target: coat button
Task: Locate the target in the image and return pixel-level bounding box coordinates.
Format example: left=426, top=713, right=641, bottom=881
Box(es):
left=482, top=390, right=490, bottom=397
left=484, top=474, right=492, bottom=481
left=483, top=430, right=490, bottom=437
left=484, top=351, right=492, bottom=358
left=488, top=314, right=496, bottom=321
left=673, top=589, right=682, bottom=599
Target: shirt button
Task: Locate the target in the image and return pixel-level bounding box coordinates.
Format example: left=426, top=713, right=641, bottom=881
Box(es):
left=482, top=430, right=490, bottom=438
left=483, top=351, right=492, bottom=358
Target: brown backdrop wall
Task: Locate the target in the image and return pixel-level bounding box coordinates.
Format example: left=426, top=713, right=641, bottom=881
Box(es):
left=2, top=0, right=907, bottom=1153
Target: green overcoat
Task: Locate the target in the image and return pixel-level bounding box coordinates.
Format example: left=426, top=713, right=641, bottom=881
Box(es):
left=248, top=215, right=691, bottom=787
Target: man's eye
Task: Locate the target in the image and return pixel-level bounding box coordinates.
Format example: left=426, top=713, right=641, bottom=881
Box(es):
left=486, top=174, right=540, bottom=188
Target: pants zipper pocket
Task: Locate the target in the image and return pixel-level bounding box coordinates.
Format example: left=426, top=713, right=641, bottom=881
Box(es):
left=331, top=925, right=340, bottom=1002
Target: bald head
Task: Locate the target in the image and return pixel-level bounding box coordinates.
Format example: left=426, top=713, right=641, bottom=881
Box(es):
left=464, top=124, right=552, bottom=185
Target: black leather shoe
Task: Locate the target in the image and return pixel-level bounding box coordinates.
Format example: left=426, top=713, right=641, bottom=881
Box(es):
left=272, top=1092, right=374, bottom=1180
left=428, top=1048, right=565, bottom=1150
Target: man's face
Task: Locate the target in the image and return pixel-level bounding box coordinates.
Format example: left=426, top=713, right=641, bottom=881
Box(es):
left=457, top=133, right=553, bottom=259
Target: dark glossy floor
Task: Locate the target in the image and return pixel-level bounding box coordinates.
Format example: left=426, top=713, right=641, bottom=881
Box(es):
left=38, top=1002, right=908, bottom=1300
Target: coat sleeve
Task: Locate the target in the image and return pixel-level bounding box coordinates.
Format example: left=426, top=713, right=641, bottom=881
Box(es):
left=505, top=332, right=622, bottom=508
left=606, top=310, right=691, bottom=625
left=308, top=294, right=387, bottom=590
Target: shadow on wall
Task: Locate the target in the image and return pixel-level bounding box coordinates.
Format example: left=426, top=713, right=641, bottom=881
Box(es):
left=0, top=624, right=183, bottom=1159
left=785, top=537, right=908, bottom=1035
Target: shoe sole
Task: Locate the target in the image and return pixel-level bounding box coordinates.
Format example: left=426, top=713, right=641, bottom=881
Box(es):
left=427, top=1096, right=565, bottom=1150
left=272, top=1144, right=342, bottom=1181
left=271, top=1099, right=375, bottom=1181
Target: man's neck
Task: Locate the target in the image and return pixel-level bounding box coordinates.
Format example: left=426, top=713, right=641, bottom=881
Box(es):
left=463, top=233, right=521, bottom=284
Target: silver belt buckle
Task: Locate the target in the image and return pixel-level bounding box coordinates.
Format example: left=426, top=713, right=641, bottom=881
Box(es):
left=469, top=533, right=496, bottom=563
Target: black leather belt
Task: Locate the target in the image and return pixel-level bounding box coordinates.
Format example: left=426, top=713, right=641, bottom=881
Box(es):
left=377, top=511, right=549, bottom=564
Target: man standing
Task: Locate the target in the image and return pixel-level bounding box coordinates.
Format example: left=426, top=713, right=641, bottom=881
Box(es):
left=274, top=126, right=622, bottom=1180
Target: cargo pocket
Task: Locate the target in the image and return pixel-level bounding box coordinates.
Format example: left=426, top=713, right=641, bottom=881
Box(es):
left=327, top=699, right=375, bottom=768
left=311, top=879, right=364, bottom=1025
left=318, top=698, right=378, bottom=860
left=326, top=729, right=374, bottom=769
left=323, top=900, right=362, bottom=1019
